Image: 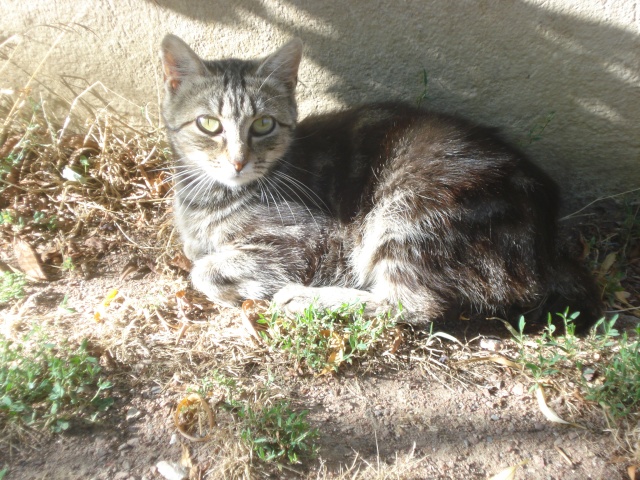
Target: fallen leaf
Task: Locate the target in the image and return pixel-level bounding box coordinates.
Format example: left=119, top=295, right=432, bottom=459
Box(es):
left=488, top=460, right=528, bottom=480
left=171, top=253, right=192, bottom=273
left=535, top=384, right=584, bottom=428
left=628, top=465, right=637, bottom=480
left=240, top=299, right=269, bottom=340
left=14, top=237, right=47, bottom=281
left=174, top=393, right=215, bottom=442
left=454, top=355, right=523, bottom=371
left=555, top=445, right=573, bottom=466
left=94, top=288, right=120, bottom=322
left=598, top=252, right=617, bottom=277
left=387, top=326, right=403, bottom=354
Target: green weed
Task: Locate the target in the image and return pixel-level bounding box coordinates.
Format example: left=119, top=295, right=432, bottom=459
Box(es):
left=416, top=68, right=429, bottom=107
left=585, top=318, right=640, bottom=419
left=194, top=372, right=318, bottom=465
left=0, top=271, right=26, bottom=305
left=0, top=328, right=113, bottom=432
left=261, top=302, right=397, bottom=374
left=236, top=400, right=318, bottom=464
left=509, top=312, right=640, bottom=421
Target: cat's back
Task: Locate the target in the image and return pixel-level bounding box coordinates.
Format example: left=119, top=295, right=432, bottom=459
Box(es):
left=289, top=102, right=558, bottom=223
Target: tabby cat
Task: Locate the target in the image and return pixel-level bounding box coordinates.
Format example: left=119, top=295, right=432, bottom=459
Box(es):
left=160, top=34, right=601, bottom=331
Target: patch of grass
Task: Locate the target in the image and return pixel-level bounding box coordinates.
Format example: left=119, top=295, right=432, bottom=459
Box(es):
left=0, top=327, right=113, bottom=432
left=191, top=371, right=319, bottom=466
left=585, top=318, right=640, bottom=419
left=508, top=311, right=640, bottom=421
left=235, top=400, right=318, bottom=464
left=0, top=271, right=26, bottom=305
left=261, top=302, right=398, bottom=374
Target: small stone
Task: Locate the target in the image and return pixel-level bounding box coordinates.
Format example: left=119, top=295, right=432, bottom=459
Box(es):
left=126, top=407, right=142, bottom=421
left=169, top=433, right=179, bottom=445
left=121, top=460, right=132, bottom=470
left=511, top=383, right=525, bottom=396
left=113, top=473, right=130, bottom=480
left=126, top=437, right=140, bottom=447
left=156, top=461, right=187, bottom=480
left=118, top=443, right=131, bottom=451
left=533, top=422, right=545, bottom=431
left=486, top=436, right=493, bottom=443
left=490, top=414, right=500, bottom=421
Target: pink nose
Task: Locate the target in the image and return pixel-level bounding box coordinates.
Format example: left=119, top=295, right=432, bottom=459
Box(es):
left=233, top=161, right=246, bottom=172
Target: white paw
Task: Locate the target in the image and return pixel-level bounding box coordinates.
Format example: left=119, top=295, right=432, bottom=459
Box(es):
left=272, top=284, right=393, bottom=317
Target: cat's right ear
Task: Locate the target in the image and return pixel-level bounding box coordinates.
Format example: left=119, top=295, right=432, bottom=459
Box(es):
left=160, top=34, right=206, bottom=94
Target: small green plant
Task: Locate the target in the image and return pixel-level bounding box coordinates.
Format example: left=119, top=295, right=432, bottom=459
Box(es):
left=0, top=210, right=14, bottom=225
left=585, top=318, right=640, bottom=419
left=61, top=257, right=75, bottom=272
left=236, top=400, right=318, bottom=464
left=262, top=302, right=397, bottom=374
left=508, top=312, right=640, bottom=421
left=525, top=111, right=556, bottom=145
left=0, top=328, right=113, bottom=432
left=193, top=372, right=319, bottom=465
left=0, top=271, right=26, bottom=304
left=416, top=68, right=429, bottom=107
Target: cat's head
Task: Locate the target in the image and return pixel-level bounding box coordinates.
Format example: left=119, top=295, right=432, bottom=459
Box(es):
left=160, top=35, right=302, bottom=188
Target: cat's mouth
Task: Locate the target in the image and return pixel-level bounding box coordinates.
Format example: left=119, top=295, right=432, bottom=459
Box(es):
left=216, top=162, right=262, bottom=188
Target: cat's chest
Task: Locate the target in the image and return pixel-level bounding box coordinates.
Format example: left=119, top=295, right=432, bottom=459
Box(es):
left=175, top=197, right=257, bottom=257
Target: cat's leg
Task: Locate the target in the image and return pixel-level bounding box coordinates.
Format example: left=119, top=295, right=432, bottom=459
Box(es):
left=272, top=284, right=394, bottom=317
left=350, top=194, right=454, bottom=325
left=190, top=246, right=298, bottom=306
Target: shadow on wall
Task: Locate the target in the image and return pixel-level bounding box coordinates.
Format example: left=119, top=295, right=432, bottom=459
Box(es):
left=151, top=0, right=640, bottom=204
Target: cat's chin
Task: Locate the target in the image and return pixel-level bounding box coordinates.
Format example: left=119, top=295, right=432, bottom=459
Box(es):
left=215, top=171, right=262, bottom=189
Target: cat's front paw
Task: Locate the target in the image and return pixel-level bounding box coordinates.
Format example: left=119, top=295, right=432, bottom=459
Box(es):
left=273, top=284, right=393, bottom=317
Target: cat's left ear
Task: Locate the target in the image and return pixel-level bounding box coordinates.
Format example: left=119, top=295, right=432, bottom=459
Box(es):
left=257, top=38, right=303, bottom=91
left=160, top=34, right=207, bottom=94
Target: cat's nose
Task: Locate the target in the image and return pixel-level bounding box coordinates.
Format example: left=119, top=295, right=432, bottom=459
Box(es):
left=233, top=160, right=246, bottom=172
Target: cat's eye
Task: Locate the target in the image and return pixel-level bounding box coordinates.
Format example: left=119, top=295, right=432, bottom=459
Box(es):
left=196, top=116, right=222, bottom=135
left=250, top=116, right=275, bottom=136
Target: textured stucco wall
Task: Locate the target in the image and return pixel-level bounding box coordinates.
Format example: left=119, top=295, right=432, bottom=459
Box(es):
left=2, top=0, right=639, bottom=207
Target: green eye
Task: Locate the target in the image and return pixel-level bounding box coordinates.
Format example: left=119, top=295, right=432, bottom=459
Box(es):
left=250, top=116, right=275, bottom=136
left=196, top=116, right=222, bottom=134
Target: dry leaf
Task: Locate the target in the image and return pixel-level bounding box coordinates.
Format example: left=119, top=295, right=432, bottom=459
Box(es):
left=94, top=288, right=119, bottom=322
left=599, top=252, right=617, bottom=276
left=535, top=384, right=583, bottom=428
left=171, top=253, right=192, bottom=273
left=240, top=299, right=270, bottom=340
left=628, top=465, right=637, bottom=480
left=174, top=393, right=215, bottom=442
left=13, top=237, right=47, bottom=280
left=554, top=445, right=573, bottom=466
left=488, top=460, right=528, bottom=480
left=454, top=355, right=523, bottom=370
left=387, top=326, right=403, bottom=354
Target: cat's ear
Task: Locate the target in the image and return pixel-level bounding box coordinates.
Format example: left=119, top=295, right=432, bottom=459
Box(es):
left=257, top=38, right=303, bottom=91
left=160, top=34, right=206, bottom=94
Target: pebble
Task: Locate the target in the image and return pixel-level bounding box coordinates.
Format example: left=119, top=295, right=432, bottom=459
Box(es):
left=126, top=407, right=142, bottom=421
left=156, top=461, right=187, bottom=480
left=127, top=437, right=140, bottom=447
left=490, top=414, right=500, bottom=421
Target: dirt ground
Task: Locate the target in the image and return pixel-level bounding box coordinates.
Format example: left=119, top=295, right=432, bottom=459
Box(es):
left=1, top=247, right=636, bottom=480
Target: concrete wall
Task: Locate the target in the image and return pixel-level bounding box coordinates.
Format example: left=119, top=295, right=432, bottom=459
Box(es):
left=2, top=0, right=639, bottom=208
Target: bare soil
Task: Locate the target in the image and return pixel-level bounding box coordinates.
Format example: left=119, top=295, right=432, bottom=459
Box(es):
left=1, top=249, right=636, bottom=480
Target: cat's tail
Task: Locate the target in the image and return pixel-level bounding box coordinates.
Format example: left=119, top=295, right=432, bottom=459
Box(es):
left=536, top=257, right=603, bottom=334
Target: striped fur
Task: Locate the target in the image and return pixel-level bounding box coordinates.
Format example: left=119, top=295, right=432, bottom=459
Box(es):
left=160, top=35, right=601, bottom=330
